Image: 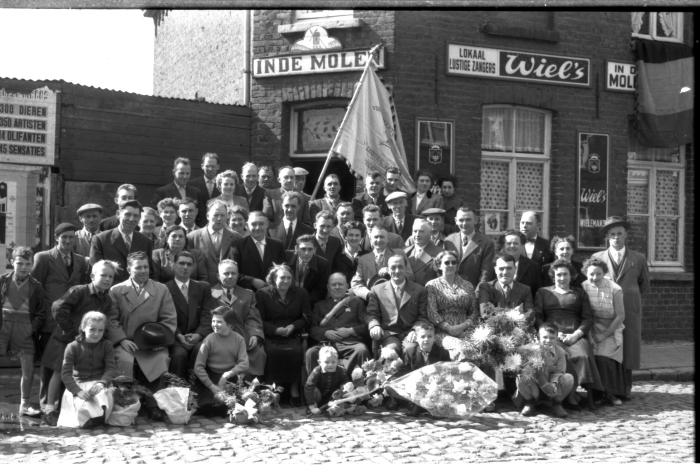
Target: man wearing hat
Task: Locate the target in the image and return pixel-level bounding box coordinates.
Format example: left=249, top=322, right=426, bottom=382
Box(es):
left=309, top=174, right=345, bottom=222
left=382, top=191, right=415, bottom=242
left=108, top=251, right=177, bottom=389
left=74, top=203, right=103, bottom=257
left=592, top=216, right=650, bottom=399
left=404, top=208, right=456, bottom=250
left=31, top=222, right=90, bottom=412
left=293, top=166, right=312, bottom=200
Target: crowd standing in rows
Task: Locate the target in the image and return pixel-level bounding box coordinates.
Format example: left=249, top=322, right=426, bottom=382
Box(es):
left=0, top=152, right=649, bottom=426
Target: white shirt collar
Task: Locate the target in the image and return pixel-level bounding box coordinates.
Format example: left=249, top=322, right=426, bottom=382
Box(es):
left=391, top=280, right=406, bottom=293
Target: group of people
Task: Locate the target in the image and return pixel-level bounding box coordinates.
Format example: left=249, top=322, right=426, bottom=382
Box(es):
left=0, top=151, right=649, bottom=426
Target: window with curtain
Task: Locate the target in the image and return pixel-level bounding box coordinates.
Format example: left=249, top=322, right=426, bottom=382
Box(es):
left=626, top=144, right=685, bottom=268
left=480, top=105, right=551, bottom=236
left=289, top=102, right=347, bottom=158
left=631, top=12, right=684, bottom=43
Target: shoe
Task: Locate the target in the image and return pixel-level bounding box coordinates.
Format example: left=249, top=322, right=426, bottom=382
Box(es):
left=19, top=404, right=41, bottom=417
left=551, top=403, right=568, bottom=418
left=520, top=404, right=536, bottom=416
left=483, top=402, right=496, bottom=413
left=512, top=393, right=525, bottom=411
left=42, top=410, right=59, bottom=426
left=610, top=395, right=622, bottom=406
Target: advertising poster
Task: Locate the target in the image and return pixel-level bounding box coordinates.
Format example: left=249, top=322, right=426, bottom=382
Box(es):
left=577, top=133, right=609, bottom=249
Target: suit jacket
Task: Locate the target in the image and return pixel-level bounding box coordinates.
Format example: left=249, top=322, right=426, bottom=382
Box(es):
left=476, top=279, right=534, bottom=316
left=187, top=227, right=242, bottom=285
left=486, top=255, right=541, bottom=298
left=527, top=235, right=554, bottom=270
left=165, top=279, right=214, bottom=339
left=404, top=242, right=441, bottom=286
left=242, top=185, right=274, bottom=221
left=360, top=231, right=404, bottom=252
left=444, top=231, right=495, bottom=287
left=309, top=295, right=369, bottom=345
left=352, top=191, right=389, bottom=219
left=73, top=228, right=98, bottom=258
left=308, top=198, right=343, bottom=222
left=402, top=342, right=451, bottom=372
left=268, top=220, right=314, bottom=251
left=89, top=228, right=154, bottom=283
left=32, top=247, right=90, bottom=303
left=351, top=248, right=414, bottom=300
left=210, top=283, right=265, bottom=342
left=234, top=235, right=286, bottom=290
left=152, top=181, right=207, bottom=227
left=312, top=235, right=343, bottom=272
left=108, top=278, right=177, bottom=381
left=286, top=253, right=329, bottom=306
left=366, top=280, right=428, bottom=338
left=408, top=192, right=444, bottom=217
left=335, top=247, right=368, bottom=284
left=382, top=214, right=415, bottom=241
left=270, top=192, right=312, bottom=226
left=189, top=175, right=221, bottom=201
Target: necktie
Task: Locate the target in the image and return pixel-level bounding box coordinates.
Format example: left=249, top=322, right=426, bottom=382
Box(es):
left=319, top=240, right=327, bottom=254
left=63, top=253, right=71, bottom=267
left=394, top=286, right=403, bottom=308
left=256, top=240, right=265, bottom=259
left=396, top=219, right=403, bottom=233
left=212, top=231, right=221, bottom=251
left=615, top=251, right=622, bottom=264
left=503, top=284, right=511, bottom=301
left=226, top=288, right=233, bottom=300
left=414, top=247, right=423, bottom=260
left=284, top=222, right=294, bottom=249
left=297, top=262, right=306, bottom=286
left=181, top=282, right=188, bottom=301
left=206, top=180, right=215, bottom=195
left=123, top=234, right=132, bottom=250
left=375, top=253, right=385, bottom=268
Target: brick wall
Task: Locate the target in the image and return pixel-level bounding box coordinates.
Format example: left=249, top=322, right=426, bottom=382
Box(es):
left=642, top=277, right=695, bottom=341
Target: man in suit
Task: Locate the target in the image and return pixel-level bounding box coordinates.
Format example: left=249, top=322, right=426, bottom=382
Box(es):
left=404, top=207, right=455, bottom=249
left=404, top=219, right=441, bottom=286
left=352, top=171, right=389, bottom=219
left=235, top=211, right=286, bottom=291
left=99, top=183, right=136, bottom=231
left=90, top=200, right=155, bottom=283
left=328, top=202, right=354, bottom=245
left=382, top=166, right=404, bottom=204
left=177, top=197, right=200, bottom=233
left=477, top=253, right=534, bottom=315
left=444, top=207, right=495, bottom=287
left=366, top=253, right=428, bottom=357
left=189, top=152, right=221, bottom=202
left=108, top=251, right=177, bottom=388
left=520, top=210, right=554, bottom=272
left=187, top=200, right=242, bottom=285
left=486, top=229, right=541, bottom=298
left=74, top=203, right=103, bottom=257
left=309, top=174, right=344, bottom=222
left=257, top=164, right=277, bottom=192
left=382, top=191, right=415, bottom=242
left=312, top=210, right=343, bottom=272
left=241, top=162, right=274, bottom=221
left=31, top=222, right=90, bottom=413
left=293, top=166, right=312, bottom=199
left=268, top=191, right=313, bottom=251
left=360, top=204, right=404, bottom=251
left=409, top=170, right=443, bottom=217
left=152, top=157, right=207, bottom=228
left=269, top=166, right=311, bottom=226
left=351, top=226, right=414, bottom=301
left=287, top=234, right=330, bottom=306
left=592, top=216, right=650, bottom=398
left=166, top=250, right=215, bottom=379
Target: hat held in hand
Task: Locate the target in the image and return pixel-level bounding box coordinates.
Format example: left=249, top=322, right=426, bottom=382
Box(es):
left=133, top=322, right=175, bottom=351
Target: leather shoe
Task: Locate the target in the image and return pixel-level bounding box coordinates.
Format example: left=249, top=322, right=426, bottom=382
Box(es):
left=42, top=410, right=59, bottom=426
left=520, top=404, right=536, bottom=416
left=551, top=403, right=568, bottom=418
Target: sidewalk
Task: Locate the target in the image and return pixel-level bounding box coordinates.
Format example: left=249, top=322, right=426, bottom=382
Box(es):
left=633, top=341, right=694, bottom=382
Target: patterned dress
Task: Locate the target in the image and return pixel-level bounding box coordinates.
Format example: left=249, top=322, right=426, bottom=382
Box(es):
left=425, top=276, right=478, bottom=359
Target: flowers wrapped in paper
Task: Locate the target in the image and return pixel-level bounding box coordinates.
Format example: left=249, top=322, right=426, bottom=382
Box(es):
left=153, top=387, right=195, bottom=424
left=217, top=377, right=283, bottom=424
left=385, top=361, right=498, bottom=418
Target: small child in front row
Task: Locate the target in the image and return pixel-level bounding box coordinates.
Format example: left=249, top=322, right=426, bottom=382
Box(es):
left=193, top=306, right=249, bottom=415
left=305, top=346, right=348, bottom=415
left=58, top=311, right=117, bottom=428
left=515, top=323, right=575, bottom=418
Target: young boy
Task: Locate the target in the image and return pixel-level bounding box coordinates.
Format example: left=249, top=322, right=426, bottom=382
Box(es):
left=305, top=346, right=348, bottom=415
left=0, top=247, right=48, bottom=416
left=402, top=321, right=451, bottom=372
left=515, top=323, right=575, bottom=418
left=193, top=306, right=249, bottom=415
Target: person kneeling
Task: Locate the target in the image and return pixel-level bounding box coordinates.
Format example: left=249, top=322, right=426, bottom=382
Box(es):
left=516, top=323, right=574, bottom=418
left=193, top=306, right=249, bottom=416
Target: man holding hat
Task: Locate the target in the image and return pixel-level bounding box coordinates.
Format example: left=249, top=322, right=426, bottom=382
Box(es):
left=74, top=203, right=103, bottom=257
left=382, top=191, right=415, bottom=242
left=592, top=216, right=649, bottom=399
left=31, top=222, right=90, bottom=413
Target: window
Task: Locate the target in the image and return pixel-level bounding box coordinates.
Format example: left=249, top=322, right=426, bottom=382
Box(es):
left=279, top=10, right=359, bottom=34
left=627, top=144, right=685, bottom=269
left=295, top=10, right=354, bottom=21
left=479, top=106, right=551, bottom=236
left=631, top=12, right=684, bottom=43
left=289, top=102, right=346, bottom=158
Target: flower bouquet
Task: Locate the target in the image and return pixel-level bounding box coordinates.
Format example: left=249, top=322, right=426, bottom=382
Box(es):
left=153, top=373, right=198, bottom=425
left=384, top=361, right=498, bottom=418
left=217, top=377, right=284, bottom=425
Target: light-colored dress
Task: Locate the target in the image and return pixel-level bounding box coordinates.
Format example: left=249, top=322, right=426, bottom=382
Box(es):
left=582, top=279, right=625, bottom=363
left=425, top=275, right=478, bottom=359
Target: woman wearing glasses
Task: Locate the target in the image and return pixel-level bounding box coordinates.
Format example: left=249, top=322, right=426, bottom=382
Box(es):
left=425, top=250, right=478, bottom=360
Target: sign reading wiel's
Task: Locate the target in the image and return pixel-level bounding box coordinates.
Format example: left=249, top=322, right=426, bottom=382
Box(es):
left=447, top=44, right=590, bottom=87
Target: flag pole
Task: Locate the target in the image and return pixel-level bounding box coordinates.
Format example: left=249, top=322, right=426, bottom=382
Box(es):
left=310, top=44, right=382, bottom=201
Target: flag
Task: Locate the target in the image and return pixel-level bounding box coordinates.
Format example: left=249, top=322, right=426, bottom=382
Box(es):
left=330, top=59, right=415, bottom=193
left=632, top=38, right=693, bottom=147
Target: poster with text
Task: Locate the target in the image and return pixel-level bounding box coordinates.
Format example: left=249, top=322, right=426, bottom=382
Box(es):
left=577, top=133, right=609, bottom=249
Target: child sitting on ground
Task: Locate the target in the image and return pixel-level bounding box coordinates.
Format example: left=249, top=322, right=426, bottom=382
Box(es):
left=193, top=306, right=249, bottom=415
left=58, top=311, right=117, bottom=427
left=0, top=246, right=48, bottom=417
left=515, top=323, right=575, bottom=418
left=305, top=345, right=348, bottom=415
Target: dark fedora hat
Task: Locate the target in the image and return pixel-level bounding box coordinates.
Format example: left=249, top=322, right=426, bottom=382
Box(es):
left=133, top=322, right=175, bottom=351
left=600, top=216, right=631, bottom=236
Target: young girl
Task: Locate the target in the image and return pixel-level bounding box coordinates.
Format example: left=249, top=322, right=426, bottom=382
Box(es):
left=57, top=311, right=117, bottom=428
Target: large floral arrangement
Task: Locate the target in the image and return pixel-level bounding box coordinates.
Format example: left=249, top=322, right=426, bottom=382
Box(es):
left=461, top=303, right=540, bottom=376
left=216, top=377, right=283, bottom=424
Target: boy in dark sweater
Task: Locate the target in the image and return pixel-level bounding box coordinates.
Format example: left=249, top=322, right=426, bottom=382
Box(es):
left=305, top=346, right=348, bottom=414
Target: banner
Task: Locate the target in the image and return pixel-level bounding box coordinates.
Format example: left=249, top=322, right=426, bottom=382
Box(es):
left=330, top=61, right=415, bottom=193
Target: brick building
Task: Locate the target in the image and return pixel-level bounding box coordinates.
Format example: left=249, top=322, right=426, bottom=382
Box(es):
left=148, top=9, right=693, bottom=341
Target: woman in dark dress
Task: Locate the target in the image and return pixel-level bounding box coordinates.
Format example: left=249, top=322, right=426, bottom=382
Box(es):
left=542, top=235, right=586, bottom=288
left=534, top=259, right=603, bottom=409
left=152, top=225, right=188, bottom=282
left=255, top=263, right=310, bottom=406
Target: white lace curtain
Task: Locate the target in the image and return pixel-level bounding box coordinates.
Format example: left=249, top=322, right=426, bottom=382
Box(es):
left=481, top=107, right=545, bottom=153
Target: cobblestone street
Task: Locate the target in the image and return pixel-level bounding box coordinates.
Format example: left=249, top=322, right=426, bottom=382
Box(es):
left=0, top=380, right=693, bottom=463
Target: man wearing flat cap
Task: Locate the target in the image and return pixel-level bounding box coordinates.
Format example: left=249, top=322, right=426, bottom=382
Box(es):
left=74, top=203, right=103, bottom=257
left=382, top=191, right=415, bottom=242
left=404, top=208, right=456, bottom=250
left=592, top=216, right=649, bottom=399
left=31, top=222, right=90, bottom=413
left=293, top=166, right=312, bottom=200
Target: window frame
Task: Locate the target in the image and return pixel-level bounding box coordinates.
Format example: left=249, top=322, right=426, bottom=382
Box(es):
left=626, top=146, right=686, bottom=270
left=288, top=101, right=348, bottom=159
left=295, top=10, right=354, bottom=21
left=631, top=12, right=684, bottom=44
